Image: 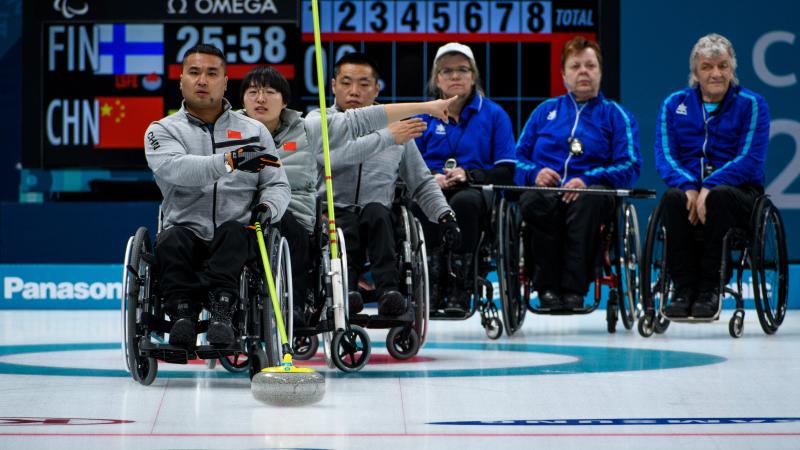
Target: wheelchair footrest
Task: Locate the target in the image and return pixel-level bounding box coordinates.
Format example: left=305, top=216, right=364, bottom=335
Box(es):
left=350, top=310, right=414, bottom=328
left=139, top=338, right=243, bottom=364
left=195, top=345, right=243, bottom=360
left=531, top=306, right=596, bottom=315
left=429, top=310, right=469, bottom=320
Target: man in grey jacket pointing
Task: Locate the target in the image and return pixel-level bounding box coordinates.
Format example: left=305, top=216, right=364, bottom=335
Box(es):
left=310, top=52, right=461, bottom=317
left=144, top=44, right=290, bottom=347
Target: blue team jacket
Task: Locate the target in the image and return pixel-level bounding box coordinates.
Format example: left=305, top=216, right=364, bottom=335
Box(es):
left=415, top=92, right=516, bottom=172
left=514, top=91, right=641, bottom=188
left=654, top=85, right=770, bottom=191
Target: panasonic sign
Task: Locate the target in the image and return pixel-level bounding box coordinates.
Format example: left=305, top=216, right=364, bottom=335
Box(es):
left=0, top=265, right=122, bottom=309
left=4, top=277, right=120, bottom=301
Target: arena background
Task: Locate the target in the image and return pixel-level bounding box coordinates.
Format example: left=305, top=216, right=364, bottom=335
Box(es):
left=0, top=0, right=797, bottom=308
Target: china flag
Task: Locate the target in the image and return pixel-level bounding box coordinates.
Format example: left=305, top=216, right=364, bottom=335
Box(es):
left=96, top=97, right=164, bottom=148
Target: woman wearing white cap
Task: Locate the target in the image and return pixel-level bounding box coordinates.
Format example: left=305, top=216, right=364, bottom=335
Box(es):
left=414, top=42, right=517, bottom=315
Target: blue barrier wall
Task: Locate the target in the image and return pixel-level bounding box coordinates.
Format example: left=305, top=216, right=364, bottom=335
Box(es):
left=0, top=202, right=158, bottom=263
left=3, top=263, right=797, bottom=310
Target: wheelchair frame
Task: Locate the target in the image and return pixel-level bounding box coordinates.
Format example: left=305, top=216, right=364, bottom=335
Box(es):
left=120, top=224, right=292, bottom=385
left=427, top=189, right=504, bottom=340
left=343, top=204, right=431, bottom=360
left=495, top=185, right=652, bottom=335
left=638, top=194, right=789, bottom=338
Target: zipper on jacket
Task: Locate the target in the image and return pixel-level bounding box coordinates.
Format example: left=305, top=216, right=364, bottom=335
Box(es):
left=700, top=103, right=717, bottom=180
left=354, top=164, right=363, bottom=204
left=563, top=94, right=588, bottom=185
left=208, top=124, right=218, bottom=231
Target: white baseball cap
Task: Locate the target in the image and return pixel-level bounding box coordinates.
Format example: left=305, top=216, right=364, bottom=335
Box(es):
left=434, top=42, right=476, bottom=65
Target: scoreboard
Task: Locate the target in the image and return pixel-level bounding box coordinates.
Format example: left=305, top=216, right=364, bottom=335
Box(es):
left=23, top=0, right=618, bottom=170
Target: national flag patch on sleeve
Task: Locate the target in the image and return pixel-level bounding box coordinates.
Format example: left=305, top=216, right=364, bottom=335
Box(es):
left=283, top=141, right=297, bottom=151
left=227, top=129, right=242, bottom=139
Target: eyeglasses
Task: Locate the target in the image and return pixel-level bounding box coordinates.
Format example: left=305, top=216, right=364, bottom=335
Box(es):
left=438, top=67, right=473, bottom=78
left=244, top=88, right=281, bottom=99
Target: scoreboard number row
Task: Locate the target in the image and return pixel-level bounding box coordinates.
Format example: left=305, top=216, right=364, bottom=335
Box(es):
left=303, top=1, right=553, bottom=34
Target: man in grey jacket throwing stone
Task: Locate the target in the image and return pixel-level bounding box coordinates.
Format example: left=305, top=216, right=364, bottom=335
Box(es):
left=309, top=52, right=462, bottom=317
left=144, top=44, right=291, bottom=347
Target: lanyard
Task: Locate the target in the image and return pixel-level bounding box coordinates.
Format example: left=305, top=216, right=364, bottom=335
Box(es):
left=443, top=113, right=473, bottom=166
left=562, top=95, right=588, bottom=185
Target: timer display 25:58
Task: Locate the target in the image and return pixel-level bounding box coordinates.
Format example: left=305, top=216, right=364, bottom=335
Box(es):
left=173, top=25, right=289, bottom=64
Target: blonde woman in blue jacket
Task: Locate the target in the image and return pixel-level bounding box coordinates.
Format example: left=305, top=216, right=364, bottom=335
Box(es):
left=515, top=37, right=641, bottom=311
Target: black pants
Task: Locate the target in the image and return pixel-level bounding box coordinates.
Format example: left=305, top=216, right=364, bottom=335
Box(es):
left=518, top=186, right=614, bottom=295
left=156, top=221, right=256, bottom=312
left=278, top=210, right=312, bottom=308
left=336, top=203, right=398, bottom=293
left=415, top=187, right=489, bottom=254
left=661, top=185, right=761, bottom=291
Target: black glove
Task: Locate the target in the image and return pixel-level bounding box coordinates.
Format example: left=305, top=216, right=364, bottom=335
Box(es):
left=438, top=211, right=461, bottom=250
left=253, top=203, right=271, bottom=225
left=225, top=145, right=281, bottom=173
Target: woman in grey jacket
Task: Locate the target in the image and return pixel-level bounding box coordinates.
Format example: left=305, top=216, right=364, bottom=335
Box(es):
left=240, top=66, right=455, bottom=324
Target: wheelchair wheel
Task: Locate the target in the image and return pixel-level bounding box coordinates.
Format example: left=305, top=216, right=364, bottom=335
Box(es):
left=260, top=229, right=290, bottom=367
left=497, top=199, right=527, bottom=336
left=654, top=313, right=670, bottom=334
left=752, top=198, right=788, bottom=335
left=485, top=316, right=503, bottom=340
left=606, top=291, right=618, bottom=334
left=729, top=310, right=745, bottom=338
left=220, top=354, right=250, bottom=373
left=386, top=326, right=420, bottom=360
left=248, top=343, right=268, bottom=380
left=320, top=250, right=336, bottom=369
left=292, top=335, right=319, bottom=360
left=618, top=202, right=642, bottom=329
left=409, top=217, right=430, bottom=348
left=123, top=227, right=158, bottom=385
left=331, top=325, right=371, bottom=372
left=320, top=227, right=351, bottom=369
left=640, top=200, right=671, bottom=336
left=637, top=313, right=654, bottom=337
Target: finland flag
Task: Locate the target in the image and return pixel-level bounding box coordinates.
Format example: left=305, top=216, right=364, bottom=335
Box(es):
left=96, top=24, right=164, bottom=75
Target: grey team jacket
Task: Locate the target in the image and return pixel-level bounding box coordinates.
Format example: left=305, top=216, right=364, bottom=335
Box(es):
left=306, top=104, right=451, bottom=223
left=242, top=105, right=411, bottom=233
left=144, top=99, right=290, bottom=241
left=252, top=107, right=317, bottom=233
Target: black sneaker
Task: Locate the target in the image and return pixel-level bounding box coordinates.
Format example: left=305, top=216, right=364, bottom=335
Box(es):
left=377, top=290, right=408, bottom=316
left=444, top=292, right=467, bottom=315
left=538, top=290, right=562, bottom=309
left=665, top=286, right=695, bottom=317
left=207, top=291, right=236, bottom=345
left=348, top=291, right=364, bottom=314
left=168, top=302, right=197, bottom=346
left=562, top=292, right=584, bottom=310
left=691, top=289, right=720, bottom=318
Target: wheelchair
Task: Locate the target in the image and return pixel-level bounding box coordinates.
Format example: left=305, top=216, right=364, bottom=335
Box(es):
left=426, top=188, right=504, bottom=340
left=121, top=222, right=292, bottom=385
left=289, top=202, right=373, bottom=373
left=497, top=187, right=649, bottom=334
left=344, top=202, right=430, bottom=361
left=638, top=194, right=788, bottom=338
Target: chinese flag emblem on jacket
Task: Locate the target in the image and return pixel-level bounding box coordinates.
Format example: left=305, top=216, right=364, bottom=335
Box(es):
left=96, top=97, right=164, bottom=148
